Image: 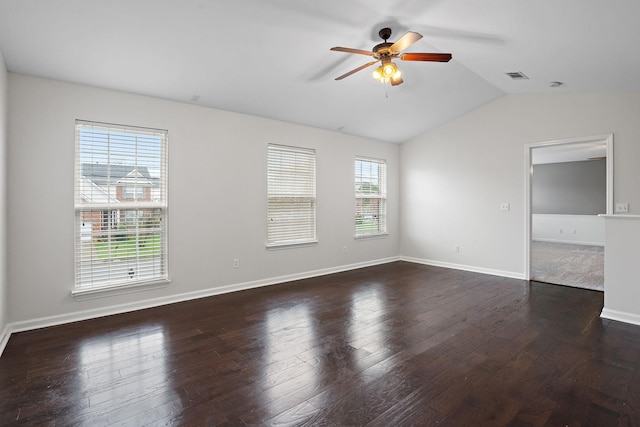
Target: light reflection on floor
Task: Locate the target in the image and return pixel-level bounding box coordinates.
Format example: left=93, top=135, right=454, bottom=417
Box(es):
left=262, top=304, right=318, bottom=416
left=349, top=284, right=387, bottom=357
left=78, top=324, right=182, bottom=423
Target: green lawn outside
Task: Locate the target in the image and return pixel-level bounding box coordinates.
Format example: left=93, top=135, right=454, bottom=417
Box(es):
left=95, top=234, right=161, bottom=260
left=356, top=220, right=380, bottom=234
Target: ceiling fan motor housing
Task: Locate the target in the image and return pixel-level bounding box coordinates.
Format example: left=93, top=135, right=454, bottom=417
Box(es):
left=373, top=42, right=393, bottom=58
left=378, top=27, right=392, bottom=41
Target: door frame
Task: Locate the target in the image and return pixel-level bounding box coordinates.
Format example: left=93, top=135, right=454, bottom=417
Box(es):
left=524, top=134, right=614, bottom=280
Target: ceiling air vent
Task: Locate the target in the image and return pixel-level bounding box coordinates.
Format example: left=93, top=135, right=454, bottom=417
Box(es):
left=506, top=71, right=529, bottom=80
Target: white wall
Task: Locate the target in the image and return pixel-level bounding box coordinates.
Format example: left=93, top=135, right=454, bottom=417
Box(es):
left=0, top=52, right=8, bottom=350
left=8, top=77, right=640, bottom=331
left=400, top=93, right=640, bottom=280
left=602, top=216, right=640, bottom=325
left=7, top=73, right=399, bottom=325
left=532, top=214, right=604, bottom=246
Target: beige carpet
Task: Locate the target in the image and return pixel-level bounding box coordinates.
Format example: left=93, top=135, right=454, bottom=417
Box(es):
left=530, top=241, right=604, bottom=291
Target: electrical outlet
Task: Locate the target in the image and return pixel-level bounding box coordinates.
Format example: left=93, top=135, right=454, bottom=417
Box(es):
left=453, top=244, right=460, bottom=253
left=500, top=203, right=510, bottom=211
left=342, top=246, right=348, bottom=254
left=233, top=259, right=239, bottom=268
left=616, top=202, right=629, bottom=213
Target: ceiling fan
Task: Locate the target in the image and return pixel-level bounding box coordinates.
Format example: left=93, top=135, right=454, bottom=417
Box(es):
left=330, top=27, right=452, bottom=86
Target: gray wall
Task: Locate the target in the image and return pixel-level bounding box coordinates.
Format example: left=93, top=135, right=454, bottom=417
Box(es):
left=532, top=159, right=606, bottom=215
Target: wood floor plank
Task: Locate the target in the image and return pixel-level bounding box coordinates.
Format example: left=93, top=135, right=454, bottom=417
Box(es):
left=1, top=261, right=638, bottom=426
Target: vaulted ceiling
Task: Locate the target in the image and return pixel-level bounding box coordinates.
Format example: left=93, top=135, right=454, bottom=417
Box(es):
left=1, top=0, right=639, bottom=143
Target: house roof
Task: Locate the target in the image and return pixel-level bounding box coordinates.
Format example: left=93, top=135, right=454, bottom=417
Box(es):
left=81, top=164, right=157, bottom=187
left=2, top=1, right=640, bottom=143
left=77, top=177, right=119, bottom=205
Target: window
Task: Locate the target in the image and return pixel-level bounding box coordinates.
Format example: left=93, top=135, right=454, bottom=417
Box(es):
left=267, top=144, right=316, bottom=247
left=101, top=210, right=118, bottom=230
left=355, top=157, right=387, bottom=236
left=74, top=120, right=168, bottom=293
left=124, top=186, right=146, bottom=200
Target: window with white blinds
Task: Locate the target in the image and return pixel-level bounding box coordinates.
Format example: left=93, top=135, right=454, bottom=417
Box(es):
left=355, top=157, right=387, bottom=236
left=74, top=120, right=168, bottom=292
left=267, top=144, right=317, bottom=247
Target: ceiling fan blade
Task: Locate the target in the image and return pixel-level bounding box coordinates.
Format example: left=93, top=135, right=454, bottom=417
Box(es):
left=390, top=31, right=423, bottom=53
left=330, top=47, right=375, bottom=56
left=335, top=61, right=379, bottom=80
left=400, top=52, right=452, bottom=62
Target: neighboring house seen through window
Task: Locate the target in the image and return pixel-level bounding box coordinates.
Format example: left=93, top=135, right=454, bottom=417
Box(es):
left=267, top=144, right=316, bottom=247
left=124, top=186, right=146, bottom=200
left=355, top=157, right=387, bottom=236
left=74, top=120, right=168, bottom=293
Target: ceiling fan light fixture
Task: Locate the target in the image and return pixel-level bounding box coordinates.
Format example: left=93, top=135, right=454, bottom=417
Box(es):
left=373, top=59, right=401, bottom=83
left=382, top=62, right=396, bottom=77
left=390, top=74, right=404, bottom=86
left=372, top=66, right=383, bottom=80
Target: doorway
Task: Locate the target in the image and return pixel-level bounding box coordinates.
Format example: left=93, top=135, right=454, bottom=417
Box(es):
left=525, top=135, right=613, bottom=291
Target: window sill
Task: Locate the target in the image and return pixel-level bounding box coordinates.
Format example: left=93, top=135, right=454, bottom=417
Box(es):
left=72, top=279, right=171, bottom=301
left=354, top=232, right=389, bottom=240
left=266, top=240, right=318, bottom=250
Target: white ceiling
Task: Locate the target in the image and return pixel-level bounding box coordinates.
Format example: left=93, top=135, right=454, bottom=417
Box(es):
left=1, top=0, right=640, bottom=143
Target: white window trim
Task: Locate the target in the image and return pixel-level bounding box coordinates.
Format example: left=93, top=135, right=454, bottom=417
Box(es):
left=71, top=278, right=171, bottom=301
left=266, top=240, right=319, bottom=250
left=74, top=120, right=169, bottom=296
left=354, top=232, right=389, bottom=240
left=267, top=144, right=317, bottom=248
left=355, top=156, right=388, bottom=238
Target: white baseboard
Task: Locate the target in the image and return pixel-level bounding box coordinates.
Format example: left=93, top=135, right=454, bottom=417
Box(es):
left=0, top=324, right=10, bottom=357
left=600, top=308, right=640, bottom=326
left=532, top=238, right=604, bottom=247
left=2, top=256, right=400, bottom=355
left=401, top=256, right=525, bottom=280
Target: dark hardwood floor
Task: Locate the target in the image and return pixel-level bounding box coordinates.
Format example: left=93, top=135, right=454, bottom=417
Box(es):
left=1, top=261, right=638, bottom=426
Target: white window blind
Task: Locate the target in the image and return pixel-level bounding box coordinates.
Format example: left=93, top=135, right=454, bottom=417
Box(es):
left=355, top=157, right=387, bottom=236
left=74, top=120, right=168, bottom=291
left=267, top=144, right=316, bottom=246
